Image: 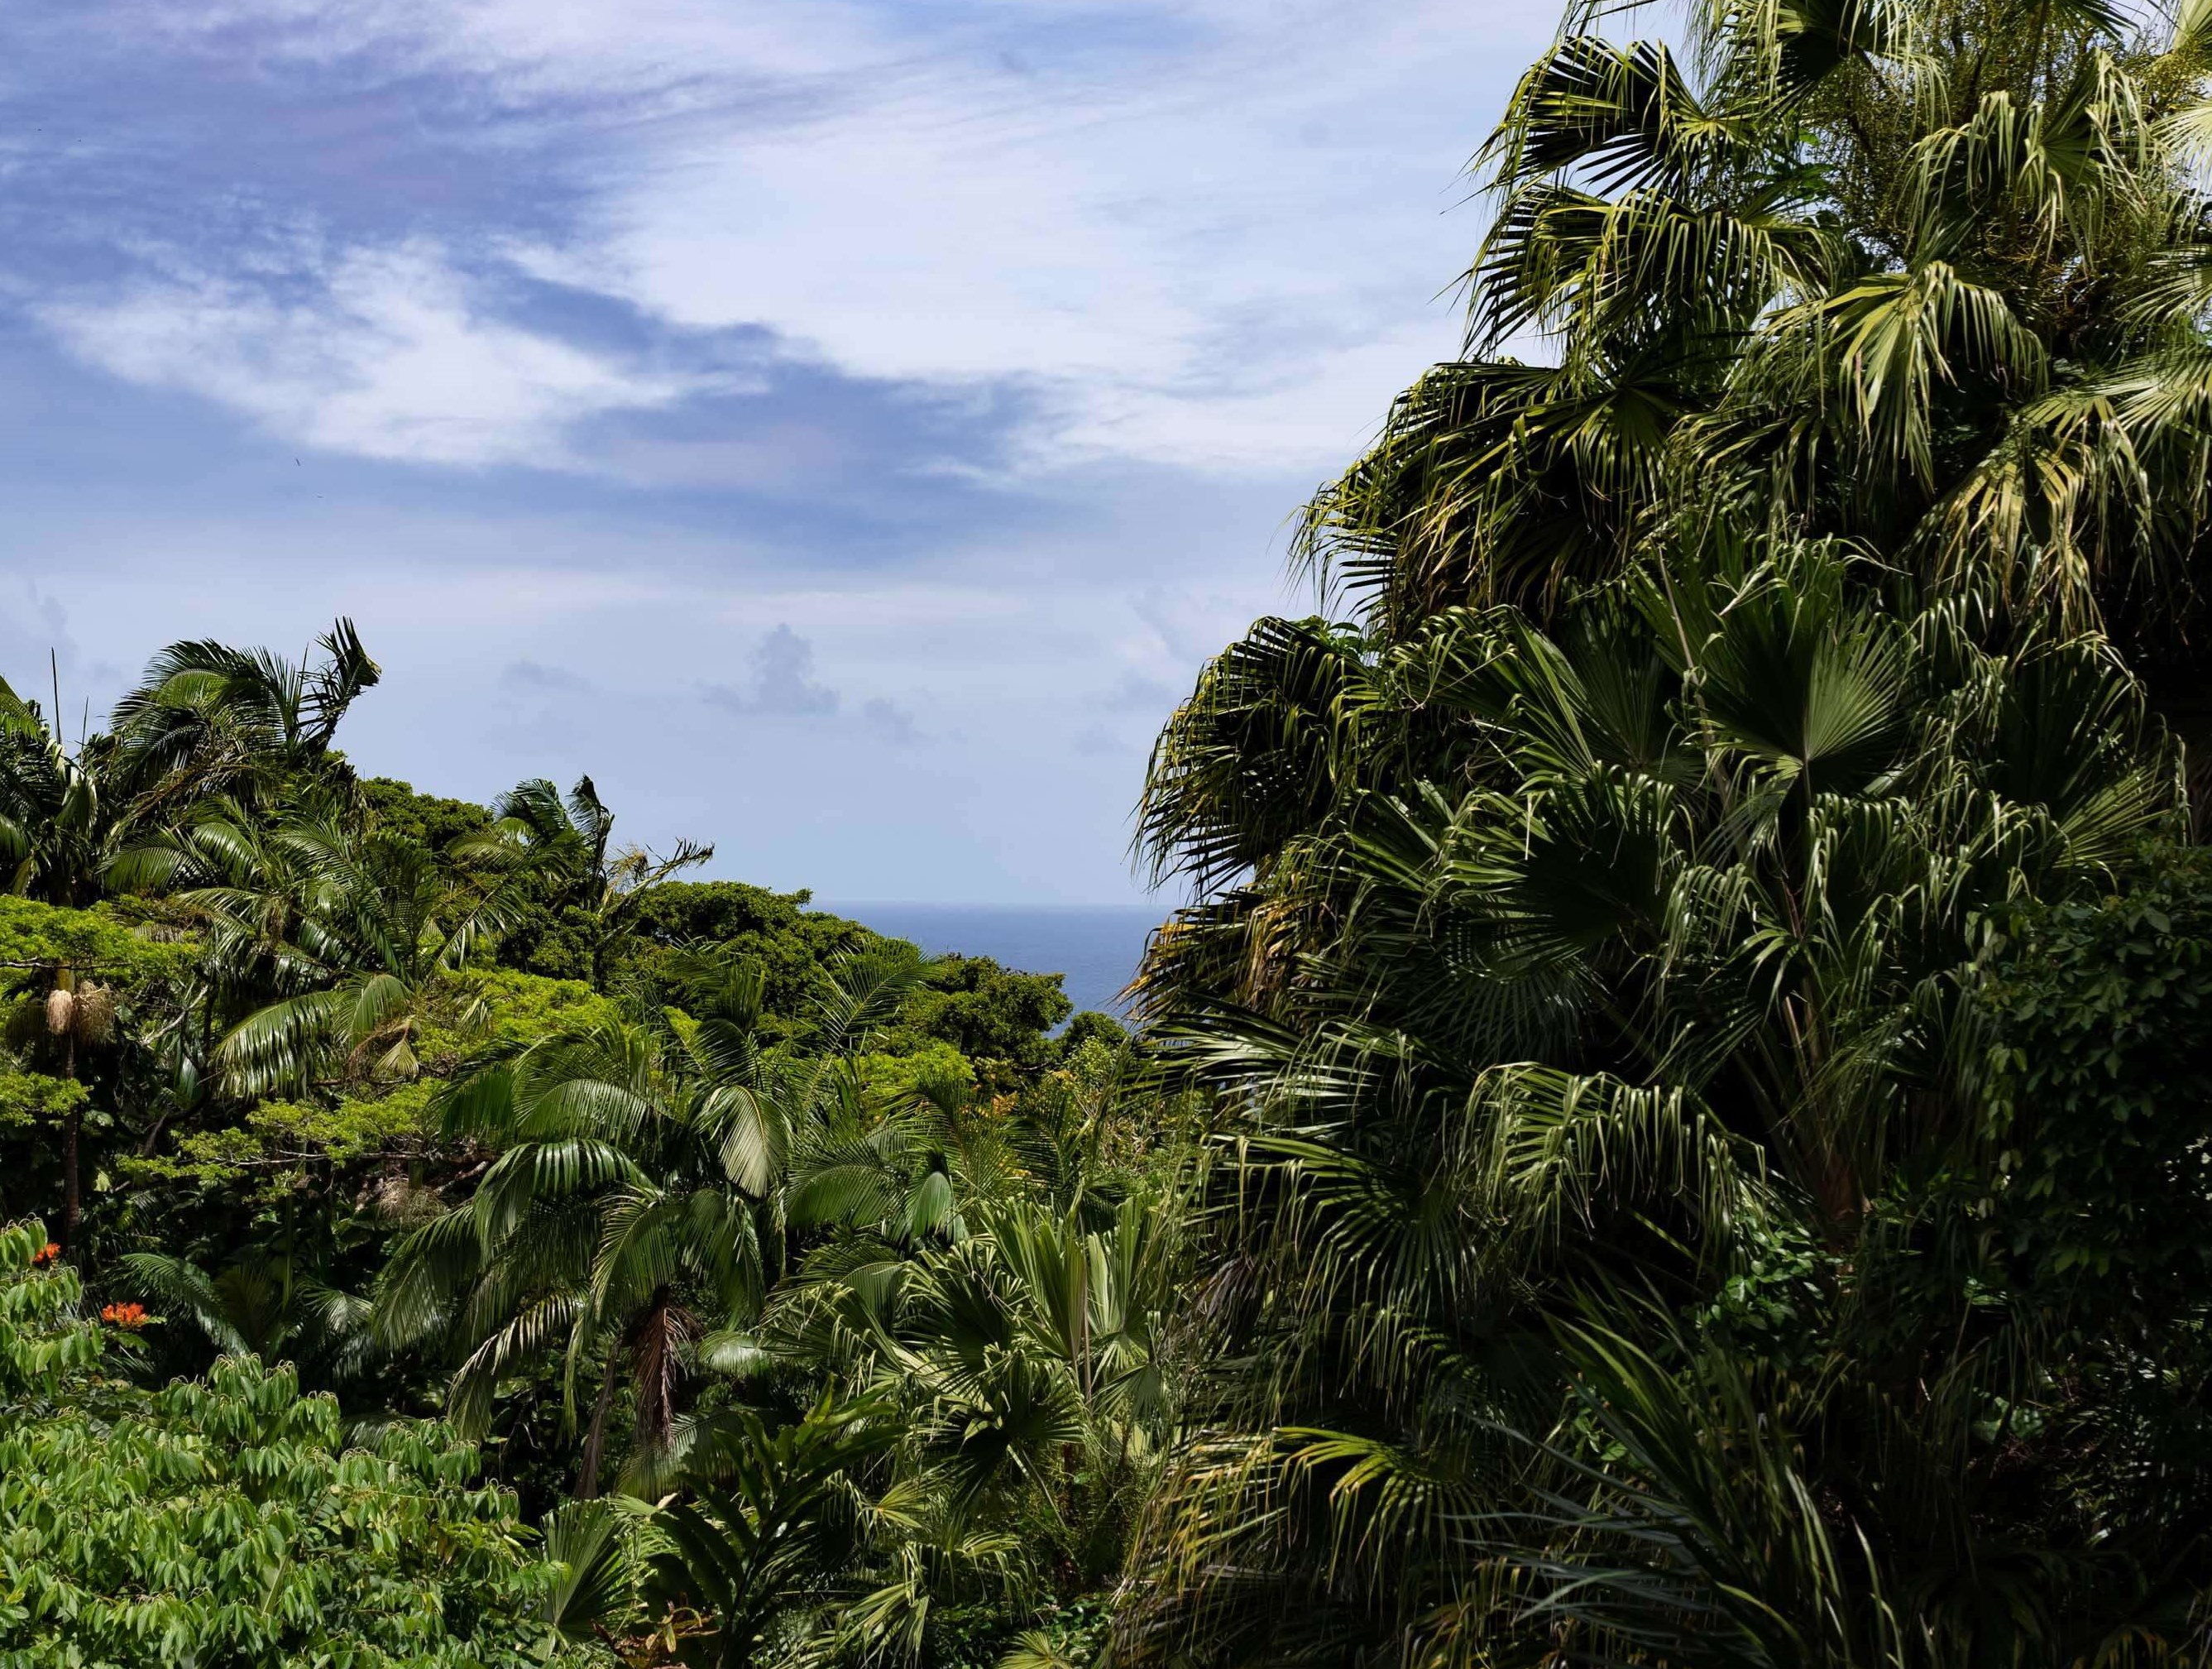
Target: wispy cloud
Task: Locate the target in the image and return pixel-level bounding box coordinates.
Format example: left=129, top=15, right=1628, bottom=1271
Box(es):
left=40, top=241, right=730, bottom=468
left=14, top=0, right=1534, bottom=477
left=0, top=0, right=1541, bottom=900
left=468, top=1, right=1493, bottom=474
left=500, top=658, right=593, bottom=693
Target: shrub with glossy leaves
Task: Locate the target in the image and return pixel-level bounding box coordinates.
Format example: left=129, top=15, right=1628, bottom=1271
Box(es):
left=0, top=1217, right=604, bottom=1668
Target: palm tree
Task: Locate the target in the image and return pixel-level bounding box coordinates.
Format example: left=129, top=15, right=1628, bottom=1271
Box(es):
left=125, top=801, right=530, bottom=1097
left=106, top=617, right=379, bottom=818
left=777, top=960, right=1150, bottom=1257
left=462, top=776, right=711, bottom=990
left=780, top=1059, right=1007, bottom=1253
left=642, top=1394, right=900, bottom=1669
left=0, top=677, right=110, bottom=906
left=1286, top=0, right=2212, bottom=784
left=783, top=1192, right=1177, bottom=1576
left=543, top=1390, right=989, bottom=1669
left=1123, top=520, right=2195, bottom=1663
left=377, top=947, right=924, bottom=1497
left=2, top=621, right=381, bottom=910
left=748, top=1025, right=1185, bottom=1649
left=117, top=1245, right=373, bottom=1386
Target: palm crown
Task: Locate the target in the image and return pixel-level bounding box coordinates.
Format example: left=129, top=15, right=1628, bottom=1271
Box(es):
left=1300, top=0, right=2212, bottom=739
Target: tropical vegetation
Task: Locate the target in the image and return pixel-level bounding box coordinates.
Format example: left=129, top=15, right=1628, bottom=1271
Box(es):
left=0, top=620, right=1152, bottom=1664
left=10, top=0, right=2212, bottom=1662
left=0, top=1217, right=584, bottom=1667
left=1125, top=0, right=2212, bottom=1661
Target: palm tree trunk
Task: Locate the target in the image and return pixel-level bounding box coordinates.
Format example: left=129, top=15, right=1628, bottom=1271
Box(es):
left=579, top=1347, right=622, bottom=1500
left=636, top=1287, right=679, bottom=1451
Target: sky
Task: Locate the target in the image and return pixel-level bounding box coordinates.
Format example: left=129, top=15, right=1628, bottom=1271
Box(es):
left=0, top=0, right=1549, bottom=904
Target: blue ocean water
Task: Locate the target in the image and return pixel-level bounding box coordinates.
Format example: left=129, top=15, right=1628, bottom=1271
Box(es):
left=816, top=902, right=1164, bottom=1019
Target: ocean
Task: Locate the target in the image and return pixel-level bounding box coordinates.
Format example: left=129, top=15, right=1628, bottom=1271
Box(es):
left=815, top=902, right=1165, bottom=1019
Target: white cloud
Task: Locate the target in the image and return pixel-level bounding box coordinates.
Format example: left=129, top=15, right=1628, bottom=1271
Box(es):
left=0, top=0, right=1554, bottom=900
left=39, top=240, right=722, bottom=467
left=55, top=0, right=1539, bottom=477
left=529, top=4, right=1508, bottom=472
left=175, top=0, right=879, bottom=91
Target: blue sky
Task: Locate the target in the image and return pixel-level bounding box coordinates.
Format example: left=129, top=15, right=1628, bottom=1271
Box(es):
left=0, top=0, right=1547, bottom=903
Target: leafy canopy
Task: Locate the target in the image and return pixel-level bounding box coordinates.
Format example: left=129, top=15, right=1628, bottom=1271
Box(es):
left=0, top=1216, right=604, bottom=1668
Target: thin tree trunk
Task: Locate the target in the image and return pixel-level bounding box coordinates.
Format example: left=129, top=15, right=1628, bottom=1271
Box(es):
left=60, top=1029, right=79, bottom=1254
left=637, top=1287, right=678, bottom=1451
left=578, top=1347, right=622, bottom=1501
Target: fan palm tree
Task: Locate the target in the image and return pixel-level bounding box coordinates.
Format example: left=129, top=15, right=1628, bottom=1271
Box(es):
left=1290, top=0, right=2212, bottom=778
left=1122, top=525, right=2193, bottom=1663
left=1127, top=0, right=2212, bottom=1609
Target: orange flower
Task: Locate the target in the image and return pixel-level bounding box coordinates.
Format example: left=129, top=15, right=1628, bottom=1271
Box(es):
left=99, top=1302, right=147, bottom=1331
left=31, top=1242, right=60, bottom=1268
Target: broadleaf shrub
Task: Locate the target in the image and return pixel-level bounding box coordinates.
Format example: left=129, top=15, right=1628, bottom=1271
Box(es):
left=0, top=1217, right=603, bottom=1667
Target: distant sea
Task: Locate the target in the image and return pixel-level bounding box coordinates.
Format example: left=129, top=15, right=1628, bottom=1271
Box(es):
left=814, top=902, right=1165, bottom=1019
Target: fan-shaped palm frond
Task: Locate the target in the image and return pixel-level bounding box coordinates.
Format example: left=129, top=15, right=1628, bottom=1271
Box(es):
left=1124, top=522, right=2185, bottom=1662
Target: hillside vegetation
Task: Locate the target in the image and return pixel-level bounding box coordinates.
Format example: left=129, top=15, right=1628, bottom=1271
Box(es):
left=12, top=0, right=2212, bottom=1662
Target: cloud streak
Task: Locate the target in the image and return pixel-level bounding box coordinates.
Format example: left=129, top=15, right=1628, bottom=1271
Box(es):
left=12, top=0, right=1537, bottom=477
left=0, top=0, right=1544, bottom=901
left=41, top=241, right=736, bottom=468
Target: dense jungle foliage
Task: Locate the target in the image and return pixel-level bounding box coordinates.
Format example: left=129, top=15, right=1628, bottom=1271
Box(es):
left=1127, top=0, right=2212, bottom=1660
left=0, top=622, right=1161, bottom=1665
left=11, top=0, right=2212, bottom=1663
